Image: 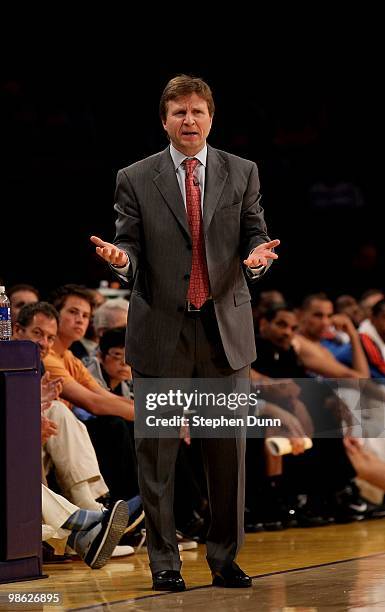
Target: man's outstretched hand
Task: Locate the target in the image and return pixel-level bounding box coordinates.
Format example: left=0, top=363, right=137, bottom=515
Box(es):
left=244, top=239, right=280, bottom=268
left=91, top=235, right=279, bottom=268
left=90, top=235, right=128, bottom=267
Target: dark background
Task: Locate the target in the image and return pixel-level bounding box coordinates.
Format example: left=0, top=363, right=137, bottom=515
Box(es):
left=2, top=35, right=382, bottom=305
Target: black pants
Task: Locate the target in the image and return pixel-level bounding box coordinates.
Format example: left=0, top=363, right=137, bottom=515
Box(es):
left=85, top=415, right=139, bottom=502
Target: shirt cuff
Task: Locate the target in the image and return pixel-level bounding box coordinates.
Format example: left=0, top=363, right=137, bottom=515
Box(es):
left=246, top=264, right=265, bottom=278
left=111, top=260, right=130, bottom=276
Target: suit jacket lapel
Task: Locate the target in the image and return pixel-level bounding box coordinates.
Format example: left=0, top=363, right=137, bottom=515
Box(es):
left=203, top=145, right=228, bottom=233
left=153, top=148, right=191, bottom=239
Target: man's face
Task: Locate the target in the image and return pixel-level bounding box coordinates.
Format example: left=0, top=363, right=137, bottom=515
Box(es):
left=260, top=310, right=298, bottom=350
left=299, top=299, right=334, bottom=341
left=162, top=93, right=213, bottom=157
left=10, top=290, right=38, bottom=322
left=13, top=313, right=57, bottom=358
left=100, top=346, right=131, bottom=382
left=58, top=296, right=91, bottom=342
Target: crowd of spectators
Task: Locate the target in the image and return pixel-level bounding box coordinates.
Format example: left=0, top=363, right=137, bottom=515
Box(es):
left=4, top=279, right=385, bottom=569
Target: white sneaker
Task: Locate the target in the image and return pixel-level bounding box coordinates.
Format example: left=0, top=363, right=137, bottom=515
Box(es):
left=176, top=531, right=198, bottom=550
left=124, top=510, right=145, bottom=534
left=111, top=545, right=135, bottom=557
left=135, top=529, right=183, bottom=553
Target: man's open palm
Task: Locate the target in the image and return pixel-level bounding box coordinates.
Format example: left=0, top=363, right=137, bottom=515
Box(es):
left=90, top=235, right=128, bottom=267
left=244, top=239, right=280, bottom=268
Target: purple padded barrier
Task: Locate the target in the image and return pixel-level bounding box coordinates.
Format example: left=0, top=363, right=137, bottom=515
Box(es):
left=0, top=340, right=44, bottom=583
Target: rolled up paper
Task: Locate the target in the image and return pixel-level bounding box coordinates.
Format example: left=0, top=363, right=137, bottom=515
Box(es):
left=266, top=436, right=313, bottom=456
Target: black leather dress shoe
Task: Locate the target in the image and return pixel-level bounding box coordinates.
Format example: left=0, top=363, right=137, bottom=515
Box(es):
left=152, top=570, right=186, bottom=591
left=212, top=564, right=252, bottom=588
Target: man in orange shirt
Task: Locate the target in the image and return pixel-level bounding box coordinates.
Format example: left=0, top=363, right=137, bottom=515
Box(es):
left=43, top=285, right=137, bottom=502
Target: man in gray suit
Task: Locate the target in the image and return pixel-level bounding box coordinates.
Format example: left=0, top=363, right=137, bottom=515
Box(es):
left=91, top=75, right=279, bottom=591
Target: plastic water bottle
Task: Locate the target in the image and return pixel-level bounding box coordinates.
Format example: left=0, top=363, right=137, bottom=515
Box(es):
left=0, top=286, right=12, bottom=341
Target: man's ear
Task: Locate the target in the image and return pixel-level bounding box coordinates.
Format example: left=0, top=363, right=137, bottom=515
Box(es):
left=13, top=322, right=22, bottom=337
left=259, top=317, right=267, bottom=334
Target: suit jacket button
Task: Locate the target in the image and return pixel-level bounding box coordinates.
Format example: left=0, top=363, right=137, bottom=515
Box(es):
left=177, top=305, right=185, bottom=313
left=184, top=273, right=190, bottom=280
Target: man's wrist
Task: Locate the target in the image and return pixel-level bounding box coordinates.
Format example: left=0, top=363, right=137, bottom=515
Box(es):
left=112, top=261, right=127, bottom=269
left=111, top=255, right=129, bottom=269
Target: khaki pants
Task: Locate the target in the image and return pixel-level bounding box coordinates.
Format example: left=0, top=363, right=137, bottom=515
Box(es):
left=43, top=400, right=108, bottom=500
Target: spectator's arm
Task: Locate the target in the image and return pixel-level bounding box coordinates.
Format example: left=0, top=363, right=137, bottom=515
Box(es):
left=294, top=334, right=364, bottom=379
left=60, top=379, right=134, bottom=421
left=344, top=437, right=385, bottom=490
left=332, top=314, right=370, bottom=378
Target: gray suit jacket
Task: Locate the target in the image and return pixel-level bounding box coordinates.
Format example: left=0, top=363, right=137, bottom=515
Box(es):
left=112, top=144, right=271, bottom=375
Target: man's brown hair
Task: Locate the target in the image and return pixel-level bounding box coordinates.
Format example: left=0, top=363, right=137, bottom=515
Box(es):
left=17, top=301, right=59, bottom=327
left=159, top=74, right=215, bottom=121
left=50, top=284, right=96, bottom=313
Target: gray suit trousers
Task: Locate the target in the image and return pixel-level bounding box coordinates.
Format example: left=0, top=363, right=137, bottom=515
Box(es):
left=134, top=301, right=249, bottom=573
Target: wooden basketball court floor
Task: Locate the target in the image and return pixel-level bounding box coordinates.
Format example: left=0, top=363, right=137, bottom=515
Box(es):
left=2, top=519, right=385, bottom=610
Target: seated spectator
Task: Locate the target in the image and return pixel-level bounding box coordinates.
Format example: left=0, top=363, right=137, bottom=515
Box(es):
left=328, top=298, right=385, bottom=381
left=43, top=285, right=136, bottom=501
left=335, top=295, right=365, bottom=329
left=84, top=325, right=138, bottom=501
left=8, top=283, right=39, bottom=324
left=87, top=327, right=132, bottom=397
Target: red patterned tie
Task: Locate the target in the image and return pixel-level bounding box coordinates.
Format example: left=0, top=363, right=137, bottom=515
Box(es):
left=183, top=158, right=210, bottom=309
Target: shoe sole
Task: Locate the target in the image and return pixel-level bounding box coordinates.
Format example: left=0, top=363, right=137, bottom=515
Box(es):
left=212, top=576, right=252, bottom=588
left=152, top=583, right=186, bottom=592
left=85, top=500, right=129, bottom=569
